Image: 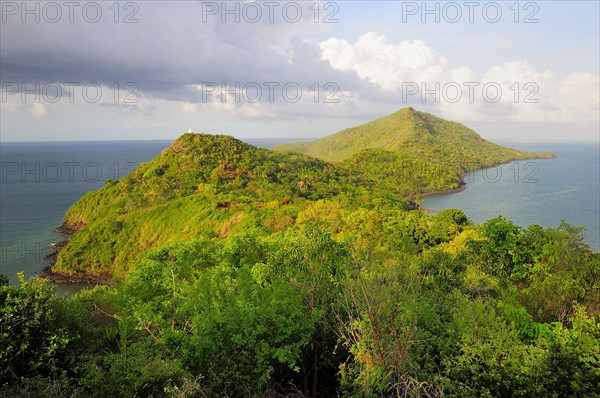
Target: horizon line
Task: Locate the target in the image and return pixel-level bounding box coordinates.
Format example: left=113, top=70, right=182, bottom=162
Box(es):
left=1, top=138, right=599, bottom=145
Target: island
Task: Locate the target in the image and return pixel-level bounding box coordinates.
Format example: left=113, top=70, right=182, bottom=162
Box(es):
left=3, top=108, right=597, bottom=398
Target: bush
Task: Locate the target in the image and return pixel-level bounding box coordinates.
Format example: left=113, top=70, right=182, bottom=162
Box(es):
left=0, top=274, right=83, bottom=384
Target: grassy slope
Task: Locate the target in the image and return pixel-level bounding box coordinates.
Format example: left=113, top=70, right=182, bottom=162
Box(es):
left=274, top=107, right=553, bottom=166
left=274, top=107, right=553, bottom=196
left=55, top=109, right=554, bottom=275
left=54, top=133, right=409, bottom=275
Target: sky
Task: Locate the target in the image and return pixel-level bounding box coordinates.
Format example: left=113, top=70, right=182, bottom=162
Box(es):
left=1, top=0, right=599, bottom=142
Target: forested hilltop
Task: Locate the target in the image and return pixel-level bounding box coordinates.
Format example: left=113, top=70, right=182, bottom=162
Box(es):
left=54, top=133, right=411, bottom=276
left=273, top=107, right=553, bottom=163
left=53, top=108, right=552, bottom=277
left=276, top=107, right=554, bottom=197
left=2, top=110, right=598, bottom=397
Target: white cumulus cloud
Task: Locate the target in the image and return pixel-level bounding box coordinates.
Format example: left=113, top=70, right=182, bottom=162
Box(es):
left=319, top=32, right=472, bottom=92
left=319, top=32, right=599, bottom=124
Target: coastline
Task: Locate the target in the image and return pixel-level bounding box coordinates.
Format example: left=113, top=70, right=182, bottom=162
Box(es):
left=416, top=154, right=556, bottom=206
left=420, top=182, right=467, bottom=199
left=41, top=224, right=113, bottom=286
left=39, top=155, right=555, bottom=286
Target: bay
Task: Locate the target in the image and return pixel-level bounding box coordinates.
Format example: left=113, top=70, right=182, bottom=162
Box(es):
left=422, top=142, right=600, bottom=250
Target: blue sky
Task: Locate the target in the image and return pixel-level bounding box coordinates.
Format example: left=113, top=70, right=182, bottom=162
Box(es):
left=1, top=1, right=598, bottom=142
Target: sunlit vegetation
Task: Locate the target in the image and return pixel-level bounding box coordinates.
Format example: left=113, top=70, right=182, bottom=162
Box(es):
left=2, top=109, right=595, bottom=397
left=3, top=215, right=598, bottom=396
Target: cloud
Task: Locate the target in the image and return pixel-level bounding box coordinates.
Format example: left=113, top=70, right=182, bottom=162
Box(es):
left=465, top=62, right=599, bottom=124
left=555, top=73, right=600, bottom=123
left=30, top=102, right=47, bottom=118
left=318, top=32, right=599, bottom=124
left=1, top=2, right=597, bottom=141
left=182, top=103, right=197, bottom=113
left=0, top=102, right=17, bottom=113
left=320, top=32, right=466, bottom=92
left=0, top=2, right=339, bottom=100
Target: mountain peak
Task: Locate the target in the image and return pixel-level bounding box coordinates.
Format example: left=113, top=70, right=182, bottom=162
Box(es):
left=162, top=133, right=255, bottom=157
left=273, top=108, right=551, bottom=166
left=273, top=108, right=446, bottom=161
left=396, top=106, right=416, bottom=114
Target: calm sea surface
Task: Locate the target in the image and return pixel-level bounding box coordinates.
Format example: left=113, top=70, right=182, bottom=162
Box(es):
left=423, top=142, right=599, bottom=250
left=0, top=138, right=293, bottom=285
left=1, top=140, right=598, bottom=285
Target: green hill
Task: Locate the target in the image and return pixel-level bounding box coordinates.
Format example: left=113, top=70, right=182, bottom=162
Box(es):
left=275, top=107, right=553, bottom=196
left=53, top=133, right=409, bottom=275
left=53, top=109, right=554, bottom=276
left=274, top=107, right=553, bottom=165
left=9, top=110, right=598, bottom=398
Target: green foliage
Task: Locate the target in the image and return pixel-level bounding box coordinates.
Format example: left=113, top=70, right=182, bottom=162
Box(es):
left=477, top=215, right=523, bottom=278
left=57, top=109, right=553, bottom=275
left=274, top=106, right=554, bottom=211
left=539, top=305, right=600, bottom=395
left=338, top=262, right=429, bottom=394
left=441, top=296, right=546, bottom=397
left=79, top=341, right=195, bottom=398
left=11, top=111, right=597, bottom=396
left=436, top=208, right=469, bottom=226
left=5, top=215, right=600, bottom=396
left=0, top=274, right=82, bottom=384
left=180, top=265, right=313, bottom=394
left=470, top=217, right=599, bottom=322
left=55, top=133, right=412, bottom=275
left=105, top=238, right=316, bottom=395
left=274, top=107, right=552, bottom=165
left=341, top=148, right=463, bottom=196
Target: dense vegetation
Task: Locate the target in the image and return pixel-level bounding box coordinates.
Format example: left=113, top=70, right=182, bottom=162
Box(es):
left=2, top=109, right=596, bottom=397
left=54, top=109, right=552, bottom=276
left=2, top=214, right=599, bottom=396
left=55, top=133, right=409, bottom=275
left=276, top=107, right=553, bottom=196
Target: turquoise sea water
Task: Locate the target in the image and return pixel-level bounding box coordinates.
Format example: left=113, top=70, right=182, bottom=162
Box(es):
left=423, top=142, right=600, bottom=250
left=1, top=140, right=598, bottom=286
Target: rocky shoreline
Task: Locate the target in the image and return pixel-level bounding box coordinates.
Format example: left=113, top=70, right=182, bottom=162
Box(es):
left=419, top=181, right=467, bottom=199
left=41, top=224, right=113, bottom=286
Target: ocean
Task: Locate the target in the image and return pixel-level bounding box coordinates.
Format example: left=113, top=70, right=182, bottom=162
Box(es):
left=423, top=142, right=600, bottom=250
left=0, top=138, right=293, bottom=285
left=1, top=140, right=598, bottom=286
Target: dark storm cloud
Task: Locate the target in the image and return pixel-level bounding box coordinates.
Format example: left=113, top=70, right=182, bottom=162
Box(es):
left=0, top=1, right=372, bottom=104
